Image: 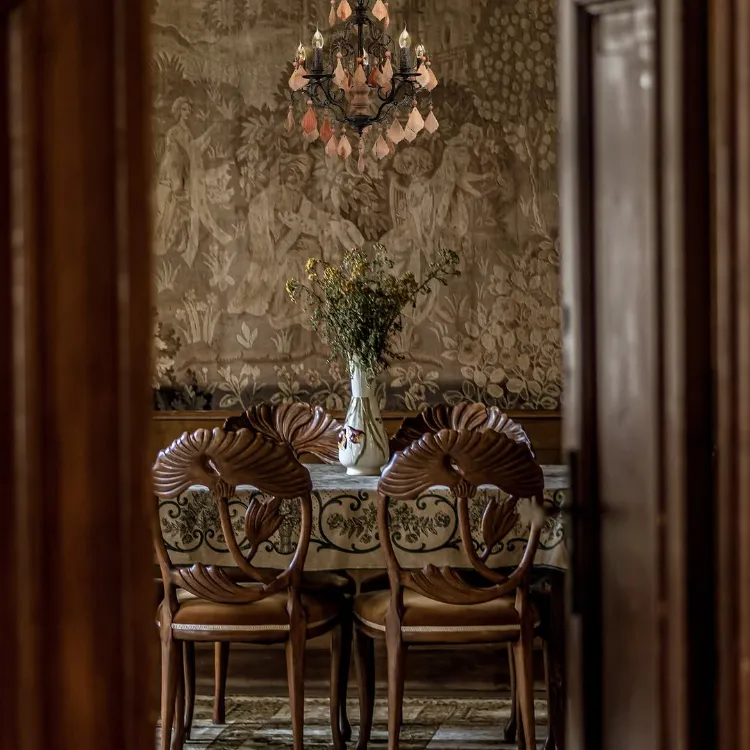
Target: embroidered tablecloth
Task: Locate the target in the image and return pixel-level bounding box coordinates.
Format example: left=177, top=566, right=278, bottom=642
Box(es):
left=158, top=464, right=569, bottom=572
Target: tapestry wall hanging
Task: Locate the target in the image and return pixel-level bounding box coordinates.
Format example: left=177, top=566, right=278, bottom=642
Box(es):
left=152, top=0, right=560, bottom=411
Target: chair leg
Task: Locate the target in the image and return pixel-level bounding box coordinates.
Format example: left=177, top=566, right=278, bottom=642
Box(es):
left=183, top=641, right=195, bottom=740
left=354, top=628, right=375, bottom=750
left=286, top=626, right=307, bottom=750
left=160, top=634, right=180, bottom=750
left=213, top=642, right=229, bottom=724
left=513, top=632, right=536, bottom=750
left=172, top=646, right=186, bottom=750
left=386, top=635, right=407, bottom=750
left=543, top=642, right=553, bottom=750
left=339, top=608, right=353, bottom=743
left=330, top=620, right=349, bottom=750
left=517, top=689, right=527, bottom=750
left=504, top=642, right=518, bottom=742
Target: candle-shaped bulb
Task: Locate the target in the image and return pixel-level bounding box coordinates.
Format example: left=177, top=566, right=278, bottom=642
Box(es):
left=312, top=28, right=324, bottom=49
left=296, top=41, right=306, bottom=60
left=399, top=26, right=411, bottom=49
left=415, top=42, right=426, bottom=58
left=362, top=49, right=370, bottom=67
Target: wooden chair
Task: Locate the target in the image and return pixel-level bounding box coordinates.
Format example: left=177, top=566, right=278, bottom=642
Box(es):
left=353, top=428, right=545, bottom=750
left=390, top=403, right=538, bottom=743
left=185, top=404, right=353, bottom=739
left=153, top=427, right=351, bottom=750
left=389, top=402, right=535, bottom=456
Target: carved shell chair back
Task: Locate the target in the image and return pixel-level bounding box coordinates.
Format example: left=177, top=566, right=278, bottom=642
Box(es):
left=152, top=426, right=350, bottom=750
left=379, top=427, right=545, bottom=608
left=223, top=402, right=343, bottom=463
left=153, top=427, right=314, bottom=600
left=352, top=427, right=544, bottom=750
left=389, top=402, right=535, bottom=456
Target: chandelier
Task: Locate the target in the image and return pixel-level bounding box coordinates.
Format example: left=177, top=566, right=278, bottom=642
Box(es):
left=286, top=0, right=439, bottom=173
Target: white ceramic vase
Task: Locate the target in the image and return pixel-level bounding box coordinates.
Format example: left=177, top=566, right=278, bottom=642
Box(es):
left=338, top=361, right=389, bottom=476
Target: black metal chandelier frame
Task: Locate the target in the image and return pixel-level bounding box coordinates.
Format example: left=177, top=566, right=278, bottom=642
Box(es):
left=290, top=0, right=429, bottom=135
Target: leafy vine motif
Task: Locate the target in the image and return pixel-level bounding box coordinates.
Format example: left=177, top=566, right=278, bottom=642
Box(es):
left=159, top=487, right=566, bottom=560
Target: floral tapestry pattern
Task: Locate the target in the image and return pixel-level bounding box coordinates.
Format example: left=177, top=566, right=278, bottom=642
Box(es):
left=152, top=0, right=561, bottom=412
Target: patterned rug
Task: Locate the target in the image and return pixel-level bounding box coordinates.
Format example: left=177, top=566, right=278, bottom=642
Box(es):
left=159, top=694, right=549, bottom=748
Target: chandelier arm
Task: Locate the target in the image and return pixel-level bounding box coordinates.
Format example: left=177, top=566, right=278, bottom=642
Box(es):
left=370, top=88, right=409, bottom=123
left=330, top=15, right=358, bottom=61
left=318, top=78, right=348, bottom=107
left=364, top=21, right=394, bottom=61
left=307, top=80, right=349, bottom=122
left=302, top=74, right=346, bottom=105
left=330, top=37, right=357, bottom=60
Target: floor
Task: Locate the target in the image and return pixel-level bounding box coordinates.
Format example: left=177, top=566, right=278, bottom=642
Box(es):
left=158, top=693, right=549, bottom=749
left=154, top=642, right=550, bottom=748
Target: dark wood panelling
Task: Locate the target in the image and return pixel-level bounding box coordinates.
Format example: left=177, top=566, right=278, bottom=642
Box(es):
left=152, top=410, right=563, bottom=465
left=1, top=2, right=155, bottom=750
left=151, top=411, right=562, bottom=464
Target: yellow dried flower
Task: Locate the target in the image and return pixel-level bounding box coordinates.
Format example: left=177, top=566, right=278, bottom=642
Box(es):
left=323, top=266, right=340, bottom=283
left=305, top=257, right=319, bottom=275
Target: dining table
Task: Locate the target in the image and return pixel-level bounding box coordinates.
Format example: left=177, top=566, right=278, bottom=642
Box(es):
left=157, top=461, right=569, bottom=750
left=158, top=463, right=569, bottom=572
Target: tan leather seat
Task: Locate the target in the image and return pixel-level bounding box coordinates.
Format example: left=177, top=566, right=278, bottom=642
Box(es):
left=354, top=589, right=540, bottom=643
left=163, top=591, right=341, bottom=635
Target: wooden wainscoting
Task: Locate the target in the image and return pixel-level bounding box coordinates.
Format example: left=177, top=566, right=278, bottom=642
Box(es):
left=151, top=409, right=563, bottom=465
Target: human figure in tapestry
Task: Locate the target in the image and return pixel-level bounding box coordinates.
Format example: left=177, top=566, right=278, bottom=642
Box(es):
left=155, top=97, right=234, bottom=265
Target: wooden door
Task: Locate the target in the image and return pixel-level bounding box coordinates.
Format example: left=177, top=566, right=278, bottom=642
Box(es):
left=0, top=2, right=155, bottom=749
left=559, top=1, right=714, bottom=749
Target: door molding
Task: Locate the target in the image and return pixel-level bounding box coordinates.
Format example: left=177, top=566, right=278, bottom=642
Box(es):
left=713, top=0, right=750, bottom=747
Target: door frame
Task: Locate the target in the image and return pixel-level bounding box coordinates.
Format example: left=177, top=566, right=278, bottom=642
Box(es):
left=559, top=1, right=714, bottom=748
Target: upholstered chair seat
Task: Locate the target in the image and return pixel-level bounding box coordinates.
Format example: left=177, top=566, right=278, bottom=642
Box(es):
left=354, top=589, right=540, bottom=644
left=165, top=590, right=342, bottom=637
